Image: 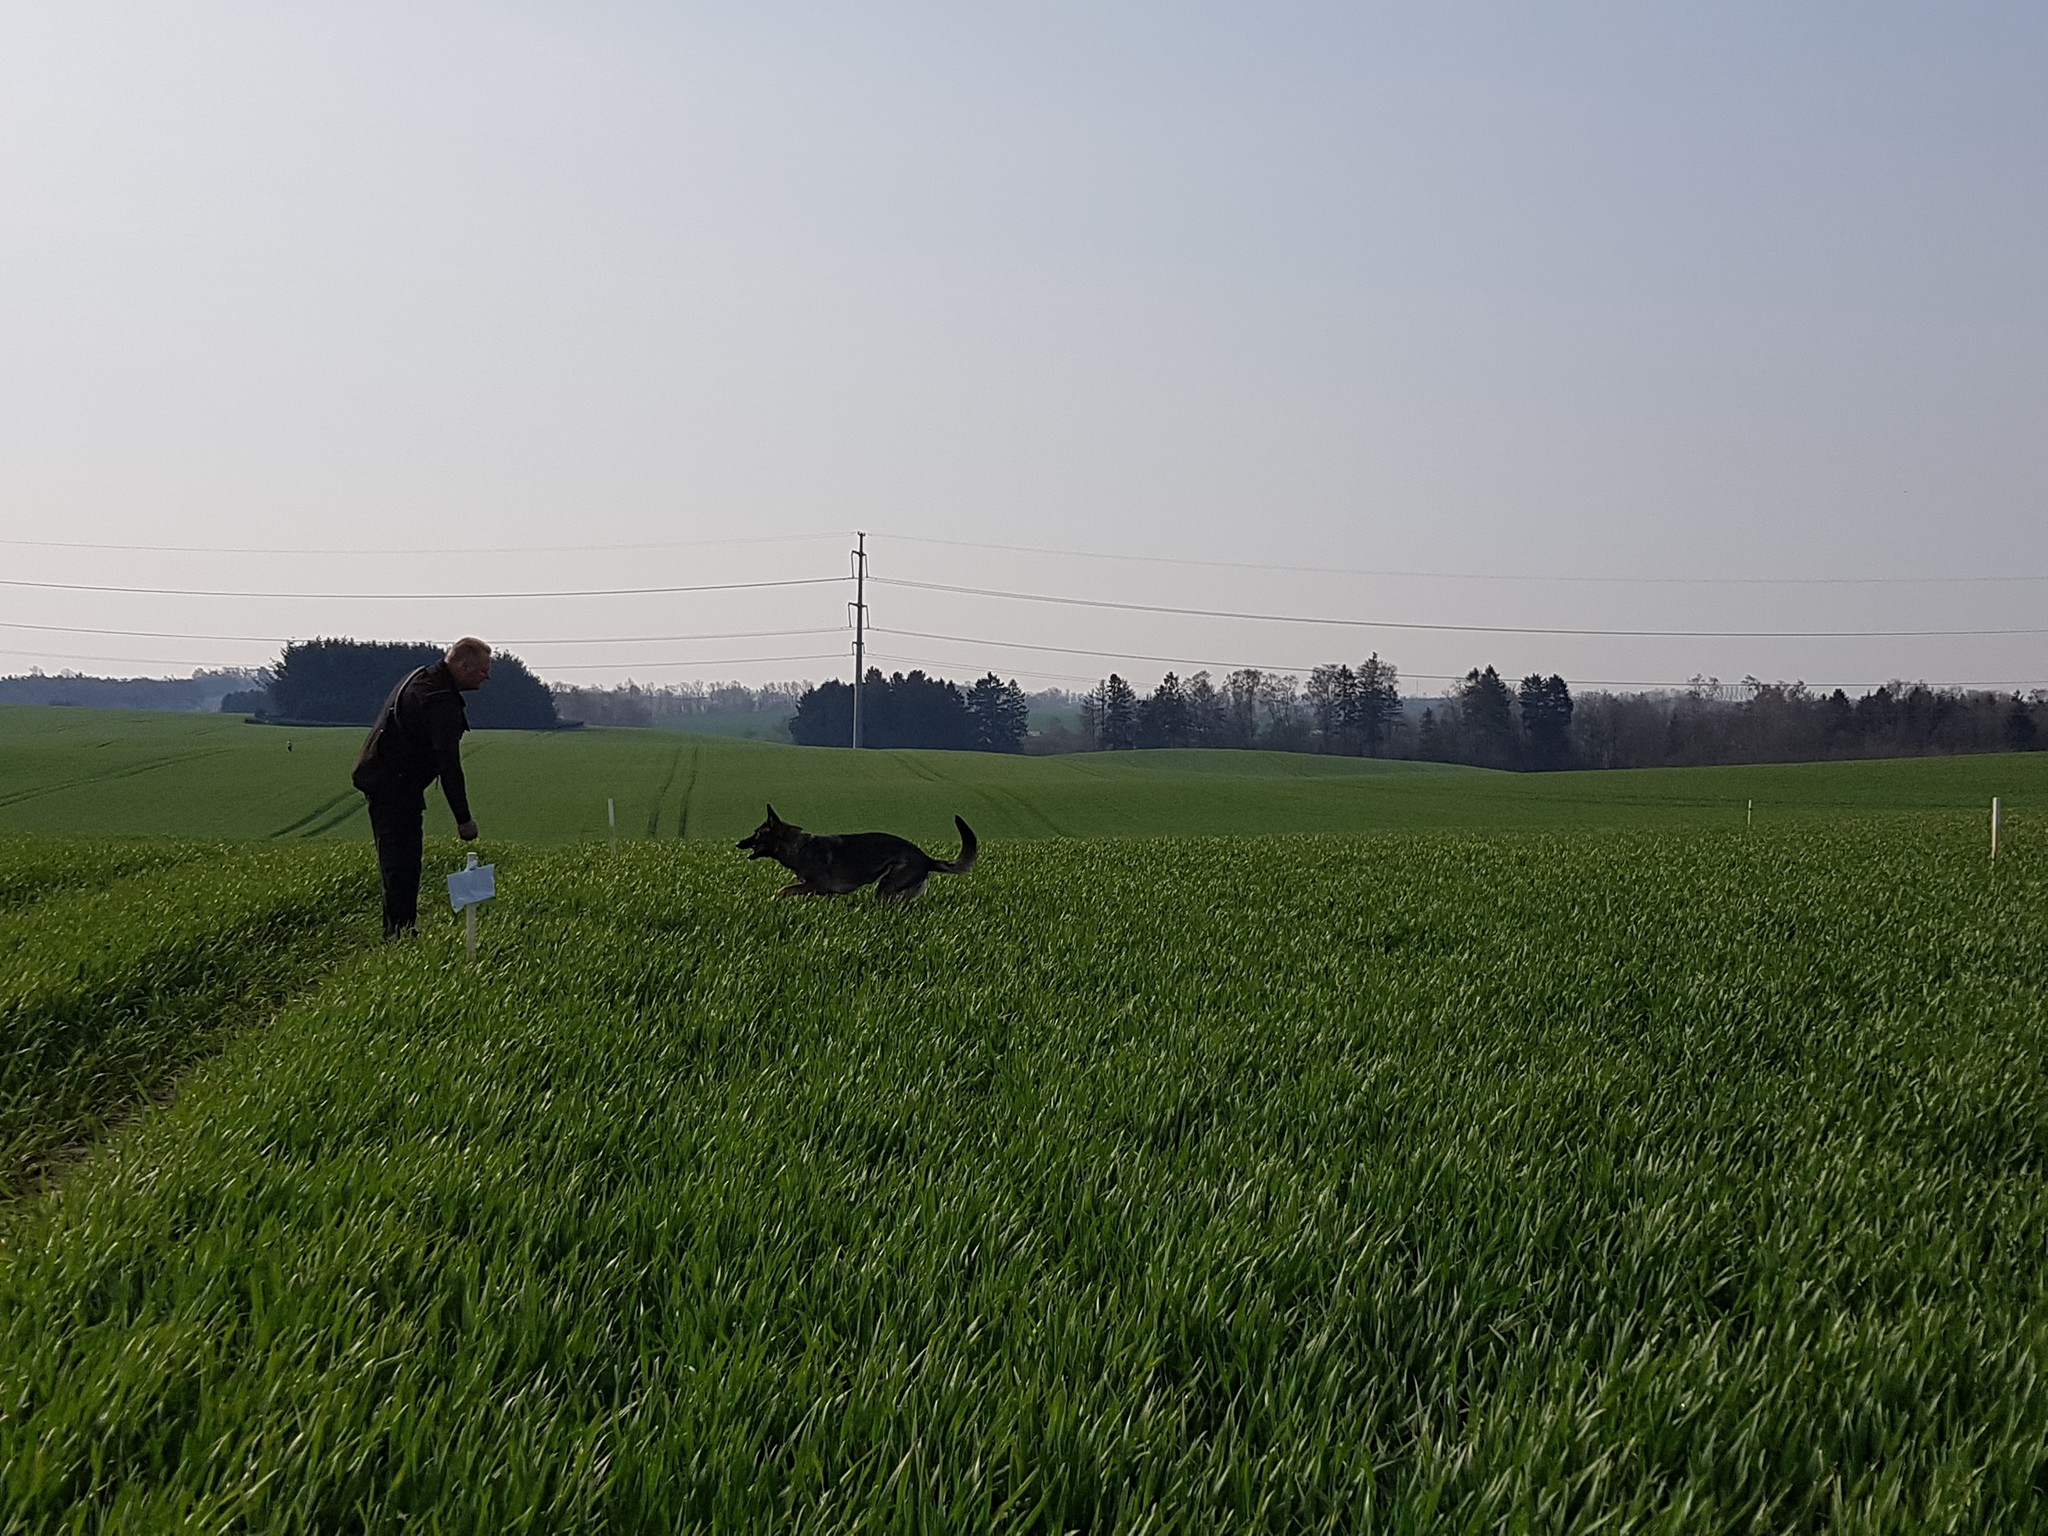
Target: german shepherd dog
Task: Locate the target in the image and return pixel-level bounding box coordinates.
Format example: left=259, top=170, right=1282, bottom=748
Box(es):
left=736, top=805, right=979, bottom=900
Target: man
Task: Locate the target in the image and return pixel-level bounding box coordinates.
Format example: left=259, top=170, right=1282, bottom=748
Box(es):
left=351, top=638, right=492, bottom=937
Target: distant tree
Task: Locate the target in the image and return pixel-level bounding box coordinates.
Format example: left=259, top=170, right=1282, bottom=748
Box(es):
left=1853, top=686, right=1896, bottom=746
left=790, top=669, right=972, bottom=749
left=1821, top=689, right=1856, bottom=755
left=1306, top=664, right=1351, bottom=752
left=1220, top=669, right=1264, bottom=749
left=268, top=639, right=557, bottom=728
left=551, top=682, right=656, bottom=727
left=219, top=688, right=269, bottom=715
left=1138, top=672, right=1190, bottom=748
left=866, top=669, right=974, bottom=750
left=1249, top=672, right=1298, bottom=750
left=1455, top=666, right=1517, bottom=767
left=1183, top=671, right=1224, bottom=747
left=1354, top=654, right=1401, bottom=756
left=1517, top=674, right=1574, bottom=770
left=789, top=678, right=854, bottom=746
left=966, top=673, right=1030, bottom=752
left=1417, top=706, right=1443, bottom=761
left=1097, top=674, right=1138, bottom=750
left=2007, top=698, right=2040, bottom=752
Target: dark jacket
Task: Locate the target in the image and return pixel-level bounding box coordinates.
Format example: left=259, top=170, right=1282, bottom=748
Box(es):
left=351, top=663, right=472, bottom=822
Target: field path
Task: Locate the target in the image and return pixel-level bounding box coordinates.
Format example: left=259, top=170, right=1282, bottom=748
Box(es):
left=888, top=749, right=1070, bottom=838
left=645, top=746, right=685, bottom=838
left=270, top=789, right=359, bottom=840
left=673, top=741, right=701, bottom=839
left=0, top=746, right=234, bottom=812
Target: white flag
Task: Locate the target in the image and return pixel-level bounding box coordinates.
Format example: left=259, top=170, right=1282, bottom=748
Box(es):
left=447, top=862, right=496, bottom=912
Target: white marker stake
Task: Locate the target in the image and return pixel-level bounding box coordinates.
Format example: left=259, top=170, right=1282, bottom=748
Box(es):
left=608, top=797, right=617, bottom=854
left=447, top=851, right=496, bottom=961
left=1747, top=799, right=1753, bottom=832
left=1991, top=797, right=2001, bottom=860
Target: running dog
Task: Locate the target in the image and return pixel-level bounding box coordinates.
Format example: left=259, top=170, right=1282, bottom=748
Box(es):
left=736, top=805, right=978, bottom=900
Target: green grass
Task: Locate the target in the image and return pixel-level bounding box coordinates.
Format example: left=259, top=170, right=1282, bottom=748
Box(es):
left=2, top=817, right=2044, bottom=1529
left=650, top=707, right=792, bottom=742
left=0, top=839, right=383, bottom=1189
left=3, top=704, right=2044, bottom=846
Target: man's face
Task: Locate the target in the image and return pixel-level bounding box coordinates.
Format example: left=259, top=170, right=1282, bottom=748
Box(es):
left=452, top=653, right=492, bottom=690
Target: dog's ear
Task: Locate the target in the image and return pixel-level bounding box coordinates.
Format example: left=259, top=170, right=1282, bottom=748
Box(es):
left=765, top=803, right=780, bottom=824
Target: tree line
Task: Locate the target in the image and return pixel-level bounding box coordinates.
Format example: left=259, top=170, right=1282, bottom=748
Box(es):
left=18, top=645, right=2042, bottom=767
left=0, top=667, right=263, bottom=713
left=549, top=678, right=809, bottom=728
left=1073, top=660, right=2045, bottom=769
left=255, top=640, right=561, bottom=728
left=788, top=670, right=1032, bottom=751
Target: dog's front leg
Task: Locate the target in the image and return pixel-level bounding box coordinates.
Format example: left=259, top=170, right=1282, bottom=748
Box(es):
left=777, top=881, right=824, bottom=897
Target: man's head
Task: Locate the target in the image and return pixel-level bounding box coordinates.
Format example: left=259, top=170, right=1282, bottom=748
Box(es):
left=445, top=637, right=493, bottom=691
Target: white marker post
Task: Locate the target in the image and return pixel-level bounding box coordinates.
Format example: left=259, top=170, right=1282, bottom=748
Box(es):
left=447, top=851, right=496, bottom=961
left=1747, top=799, right=1753, bottom=833
left=1991, top=797, right=2001, bottom=861
left=608, top=797, right=617, bottom=854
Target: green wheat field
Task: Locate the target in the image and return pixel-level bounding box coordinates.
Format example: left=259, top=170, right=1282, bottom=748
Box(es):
left=2, top=704, right=2044, bottom=1531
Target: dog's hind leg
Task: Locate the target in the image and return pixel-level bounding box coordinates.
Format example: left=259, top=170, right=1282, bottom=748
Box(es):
left=875, top=863, right=929, bottom=901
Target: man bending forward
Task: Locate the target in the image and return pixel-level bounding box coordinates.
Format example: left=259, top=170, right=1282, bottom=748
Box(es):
left=351, top=638, right=492, bottom=937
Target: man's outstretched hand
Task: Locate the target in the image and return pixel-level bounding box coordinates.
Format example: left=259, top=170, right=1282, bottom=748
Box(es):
left=458, top=820, right=479, bottom=841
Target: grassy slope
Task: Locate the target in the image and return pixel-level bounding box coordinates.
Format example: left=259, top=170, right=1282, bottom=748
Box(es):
left=0, top=841, right=380, bottom=1187
left=649, top=708, right=792, bottom=742
left=2, top=822, right=2044, bottom=1528
left=4, top=704, right=2045, bottom=846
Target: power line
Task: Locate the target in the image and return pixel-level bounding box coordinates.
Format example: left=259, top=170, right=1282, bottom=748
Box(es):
left=866, top=650, right=1101, bottom=688
left=876, top=531, right=2048, bottom=587
left=0, top=645, right=849, bottom=675
left=872, top=576, right=2048, bottom=640
left=875, top=625, right=1361, bottom=678
left=524, top=652, right=845, bottom=674
left=0, top=575, right=844, bottom=601
left=0, top=647, right=264, bottom=671
left=0, top=531, right=844, bottom=557
left=16, top=522, right=2036, bottom=585
left=0, top=620, right=846, bottom=646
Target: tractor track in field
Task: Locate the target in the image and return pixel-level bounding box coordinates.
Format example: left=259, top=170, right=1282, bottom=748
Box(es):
left=292, top=796, right=366, bottom=839
left=674, top=742, right=701, bottom=840
left=0, top=747, right=235, bottom=812
left=888, top=751, right=1066, bottom=838
left=1, top=863, right=382, bottom=1202
left=972, top=782, right=1068, bottom=839
left=646, top=746, right=684, bottom=838
left=270, top=790, right=359, bottom=840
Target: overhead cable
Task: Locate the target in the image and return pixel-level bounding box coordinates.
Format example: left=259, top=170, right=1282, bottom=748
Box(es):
left=871, top=577, right=2048, bottom=640
left=876, top=532, right=2048, bottom=587
left=0, top=576, right=844, bottom=601
left=0, top=531, right=844, bottom=557
left=0, top=619, right=844, bottom=647
left=1, top=646, right=845, bottom=675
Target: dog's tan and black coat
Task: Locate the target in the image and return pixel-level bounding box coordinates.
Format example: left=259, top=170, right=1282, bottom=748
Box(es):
left=736, top=805, right=978, bottom=900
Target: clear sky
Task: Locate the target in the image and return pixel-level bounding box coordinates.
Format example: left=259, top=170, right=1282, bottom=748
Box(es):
left=4, top=2, right=2044, bottom=697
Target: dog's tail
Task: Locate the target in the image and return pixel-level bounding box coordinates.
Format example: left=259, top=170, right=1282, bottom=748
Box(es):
left=930, top=815, right=978, bottom=875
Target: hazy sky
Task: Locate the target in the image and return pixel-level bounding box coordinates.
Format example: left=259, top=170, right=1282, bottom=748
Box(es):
left=4, top=2, right=2044, bottom=696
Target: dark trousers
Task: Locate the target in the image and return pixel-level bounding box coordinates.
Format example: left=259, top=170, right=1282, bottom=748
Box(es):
left=365, top=791, right=425, bottom=937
